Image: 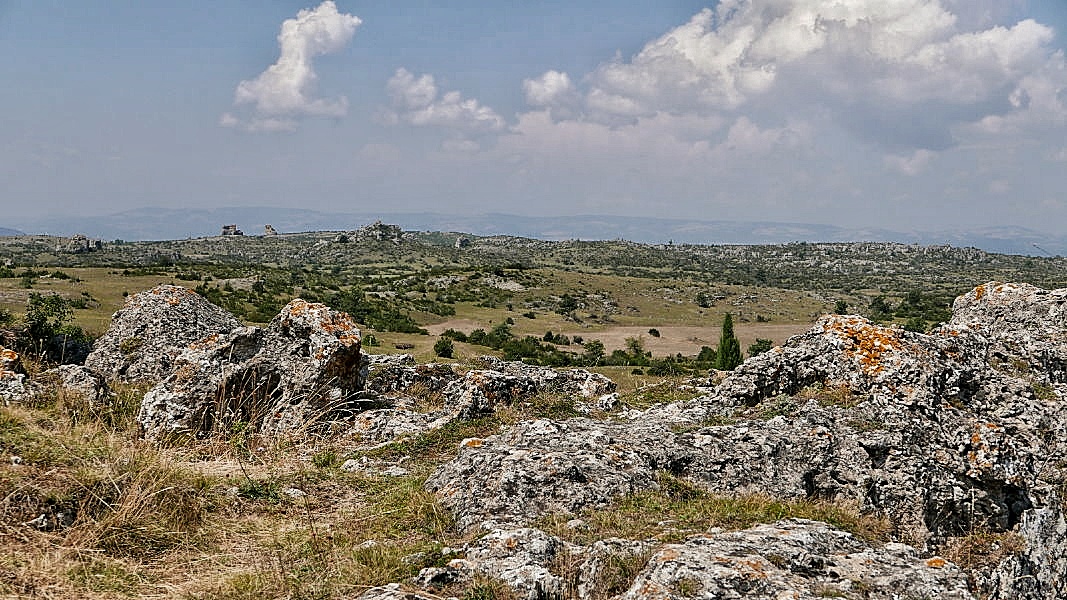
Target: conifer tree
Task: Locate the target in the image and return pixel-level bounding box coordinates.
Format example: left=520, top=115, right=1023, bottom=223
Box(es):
left=715, top=313, right=743, bottom=371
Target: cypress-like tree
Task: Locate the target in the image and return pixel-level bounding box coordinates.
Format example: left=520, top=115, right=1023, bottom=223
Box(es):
left=715, top=313, right=743, bottom=371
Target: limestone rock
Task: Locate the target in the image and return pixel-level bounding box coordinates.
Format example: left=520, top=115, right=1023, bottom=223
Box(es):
left=85, top=285, right=241, bottom=382
left=426, top=283, right=1067, bottom=600
left=352, top=583, right=440, bottom=600
left=0, top=346, right=26, bottom=402
left=364, top=360, right=459, bottom=401
left=348, top=359, right=615, bottom=446
left=137, top=299, right=363, bottom=438
left=459, top=527, right=571, bottom=600
left=37, top=365, right=111, bottom=408
left=473, top=356, right=617, bottom=398
left=622, top=519, right=975, bottom=600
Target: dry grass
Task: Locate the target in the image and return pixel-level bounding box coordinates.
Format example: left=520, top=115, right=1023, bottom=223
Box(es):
left=540, top=473, right=892, bottom=546
left=0, top=381, right=491, bottom=600
left=942, top=530, right=1027, bottom=570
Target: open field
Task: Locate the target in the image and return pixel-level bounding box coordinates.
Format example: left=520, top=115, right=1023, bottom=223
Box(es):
left=4, top=229, right=1067, bottom=364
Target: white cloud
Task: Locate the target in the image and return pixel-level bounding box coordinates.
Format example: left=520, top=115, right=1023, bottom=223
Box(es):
left=386, top=68, right=505, bottom=133
left=884, top=149, right=937, bottom=175
left=566, top=0, right=1063, bottom=152
left=523, top=70, right=576, bottom=107
left=222, top=1, right=361, bottom=132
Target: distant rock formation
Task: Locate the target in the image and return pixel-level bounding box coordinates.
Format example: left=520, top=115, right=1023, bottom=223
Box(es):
left=60, top=234, right=102, bottom=254
left=220, top=224, right=244, bottom=236
left=263, top=224, right=278, bottom=236
left=355, top=221, right=404, bottom=244
left=84, top=285, right=241, bottom=381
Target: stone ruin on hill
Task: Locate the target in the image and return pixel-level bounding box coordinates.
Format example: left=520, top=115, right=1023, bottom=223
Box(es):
left=2, top=281, right=1067, bottom=599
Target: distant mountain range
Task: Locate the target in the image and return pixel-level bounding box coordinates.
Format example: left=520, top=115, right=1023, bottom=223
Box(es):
left=7, top=206, right=1067, bottom=256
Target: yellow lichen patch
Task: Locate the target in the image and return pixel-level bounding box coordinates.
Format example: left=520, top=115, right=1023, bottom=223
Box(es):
left=821, top=316, right=905, bottom=376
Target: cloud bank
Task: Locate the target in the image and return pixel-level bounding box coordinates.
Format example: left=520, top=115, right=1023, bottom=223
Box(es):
left=222, top=1, right=361, bottom=132
left=377, top=0, right=1065, bottom=227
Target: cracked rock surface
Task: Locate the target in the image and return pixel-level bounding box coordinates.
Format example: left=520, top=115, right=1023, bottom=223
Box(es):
left=422, top=282, right=1067, bottom=600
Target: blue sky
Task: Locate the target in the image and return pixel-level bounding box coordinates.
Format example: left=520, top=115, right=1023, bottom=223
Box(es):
left=3, top=1, right=1067, bottom=234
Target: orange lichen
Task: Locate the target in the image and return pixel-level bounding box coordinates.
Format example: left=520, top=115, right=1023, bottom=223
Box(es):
left=974, top=285, right=985, bottom=301
left=188, top=333, right=221, bottom=350
left=460, top=438, right=484, bottom=448
left=822, top=316, right=905, bottom=375
left=926, top=557, right=947, bottom=568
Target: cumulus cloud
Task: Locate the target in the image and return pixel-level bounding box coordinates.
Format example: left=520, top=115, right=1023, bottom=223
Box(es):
left=385, top=68, right=505, bottom=135
left=562, top=0, right=1065, bottom=151
left=222, top=1, right=361, bottom=132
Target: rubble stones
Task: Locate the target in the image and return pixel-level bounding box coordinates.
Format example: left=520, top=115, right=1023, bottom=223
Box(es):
left=137, top=299, right=363, bottom=438
left=84, top=285, right=241, bottom=382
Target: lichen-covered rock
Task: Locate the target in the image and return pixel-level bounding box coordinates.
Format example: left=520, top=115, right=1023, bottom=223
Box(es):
left=621, top=520, right=975, bottom=600
left=473, top=356, right=617, bottom=398
left=0, top=346, right=26, bottom=402
left=364, top=361, right=459, bottom=401
left=426, top=283, right=1067, bottom=600
left=981, top=508, right=1067, bottom=600
left=85, top=285, right=241, bottom=382
left=352, top=583, right=440, bottom=600
left=37, top=365, right=111, bottom=408
left=458, top=528, right=571, bottom=600
left=137, top=299, right=363, bottom=438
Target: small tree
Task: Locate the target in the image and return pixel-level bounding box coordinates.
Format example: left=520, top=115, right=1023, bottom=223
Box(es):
left=747, top=338, right=774, bottom=358
left=582, top=339, right=605, bottom=366
left=647, top=328, right=660, bottom=338
left=433, top=337, right=454, bottom=359
left=834, top=299, right=848, bottom=314
left=714, top=313, right=742, bottom=371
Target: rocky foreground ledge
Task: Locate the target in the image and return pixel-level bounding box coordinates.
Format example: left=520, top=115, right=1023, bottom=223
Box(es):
left=2, top=282, right=1066, bottom=599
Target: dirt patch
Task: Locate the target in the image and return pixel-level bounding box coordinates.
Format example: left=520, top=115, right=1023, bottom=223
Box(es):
left=425, top=319, right=485, bottom=336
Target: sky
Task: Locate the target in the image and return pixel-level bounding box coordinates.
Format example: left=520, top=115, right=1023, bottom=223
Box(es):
left=2, top=1, right=1067, bottom=234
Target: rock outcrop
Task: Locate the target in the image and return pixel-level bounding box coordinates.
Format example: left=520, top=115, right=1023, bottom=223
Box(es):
left=348, top=358, right=616, bottom=445
left=621, top=519, right=975, bottom=600
left=422, top=282, right=1067, bottom=600
left=84, top=285, right=241, bottom=382
left=137, top=299, right=364, bottom=438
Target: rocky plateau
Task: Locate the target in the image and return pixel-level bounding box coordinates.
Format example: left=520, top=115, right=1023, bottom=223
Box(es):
left=2, top=282, right=1067, bottom=599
